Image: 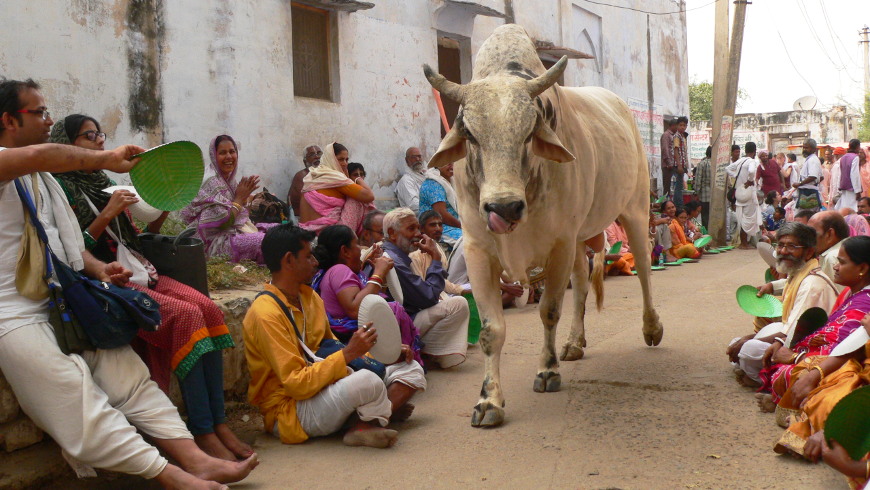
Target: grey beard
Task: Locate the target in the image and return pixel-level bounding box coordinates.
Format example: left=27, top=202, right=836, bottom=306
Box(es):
left=776, top=256, right=805, bottom=276
left=412, top=162, right=426, bottom=174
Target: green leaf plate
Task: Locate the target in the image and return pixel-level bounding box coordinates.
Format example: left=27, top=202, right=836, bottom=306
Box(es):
left=825, top=385, right=870, bottom=460
left=735, top=284, right=783, bottom=318
left=662, top=261, right=682, bottom=266
left=130, top=141, right=205, bottom=211
left=694, top=235, right=712, bottom=248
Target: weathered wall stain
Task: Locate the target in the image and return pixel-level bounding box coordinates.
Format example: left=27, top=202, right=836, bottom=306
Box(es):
left=126, top=0, right=164, bottom=144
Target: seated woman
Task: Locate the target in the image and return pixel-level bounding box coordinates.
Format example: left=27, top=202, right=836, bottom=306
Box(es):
left=604, top=219, right=635, bottom=275
left=181, top=135, right=275, bottom=264
left=668, top=207, right=702, bottom=259
left=50, top=116, right=251, bottom=461
left=684, top=200, right=706, bottom=242
left=299, top=143, right=375, bottom=234
left=419, top=162, right=461, bottom=245
left=652, top=200, right=678, bottom=263
left=312, top=225, right=426, bottom=421
left=756, top=236, right=870, bottom=426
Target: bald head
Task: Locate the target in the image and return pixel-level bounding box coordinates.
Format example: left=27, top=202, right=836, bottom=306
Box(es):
left=808, top=210, right=849, bottom=253
left=404, top=146, right=424, bottom=171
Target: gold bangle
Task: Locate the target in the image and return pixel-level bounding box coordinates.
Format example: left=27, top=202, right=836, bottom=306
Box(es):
left=811, top=365, right=825, bottom=380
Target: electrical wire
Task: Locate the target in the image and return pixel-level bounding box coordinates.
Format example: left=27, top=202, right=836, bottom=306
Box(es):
left=581, top=0, right=720, bottom=16
left=765, top=0, right=820, bottom=100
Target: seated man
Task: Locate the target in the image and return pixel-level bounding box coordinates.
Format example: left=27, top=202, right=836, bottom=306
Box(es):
left=0, top=78, right=257, bottom=488
left=726, top=223, right=838, bottom=389
left=244, top=224, right=403, bottom=448
left=288, top=145, right=321, bottom=218
left=359, top=209, right=385, bottom=249
left=381, top=208, right=469, bottom=368
left=395, top=147, right=426, bottom=212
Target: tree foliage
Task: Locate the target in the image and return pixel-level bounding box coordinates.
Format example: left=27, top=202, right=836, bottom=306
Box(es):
left=689, top=80, right=750, bottom=122
left=859, top=94, right=870, bottom=142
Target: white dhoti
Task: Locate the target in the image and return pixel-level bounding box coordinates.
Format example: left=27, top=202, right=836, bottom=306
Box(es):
left=729, top=336, right=771, bottom=383
left=293, top=369, right=391, bottom=437
left=0, top=322, right=190, bottom=479
left=836, top=190, right=858, bottom=211
left=413, top=296, right=469, bottom=368
left=446, top=238, right=468, bottom=285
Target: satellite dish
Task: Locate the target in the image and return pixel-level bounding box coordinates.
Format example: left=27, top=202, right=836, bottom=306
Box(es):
left=793, top=96, right=818, bottom=111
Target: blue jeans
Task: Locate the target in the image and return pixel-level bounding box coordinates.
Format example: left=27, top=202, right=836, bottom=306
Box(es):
left=180, top=350, right=226, bottom=435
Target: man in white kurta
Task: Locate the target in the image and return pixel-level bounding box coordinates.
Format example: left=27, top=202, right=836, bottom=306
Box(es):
left=395, top=147, right=427, bottom=212
left=726, top=223, right=838, bottom=385
left=726, top=142, right=761, bottom=249
left=835, top=141, right=863, bottom=211
left=794, top=139, right=823, bottom=212
left=0, top=79, right=256, bottom=488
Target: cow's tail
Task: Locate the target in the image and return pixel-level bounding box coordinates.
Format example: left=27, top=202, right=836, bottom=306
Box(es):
left=591, top=250, right=605, bottom=311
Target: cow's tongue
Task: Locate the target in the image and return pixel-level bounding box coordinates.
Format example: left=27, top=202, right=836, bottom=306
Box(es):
left=488, top=212, right=512, bottom=234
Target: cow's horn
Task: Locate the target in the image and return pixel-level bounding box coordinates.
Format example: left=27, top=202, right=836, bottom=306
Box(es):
left=526, top=56, right=568, bottom=97
left=423, top=64, right=464, bottom=103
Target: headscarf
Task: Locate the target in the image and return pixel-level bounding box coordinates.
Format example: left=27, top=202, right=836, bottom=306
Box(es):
left=208, top=135, right=240, bottom=193
left=302, top=143, right=354, bottom=192
left=180, top=135, right=252, bottom=254
left=834, top=147, right=847, bottom=156
left=50, top=115, right=141, bottom=250
left=758, top=150, right=769, bottom=158
left=845, top=213, right=870, bottom=237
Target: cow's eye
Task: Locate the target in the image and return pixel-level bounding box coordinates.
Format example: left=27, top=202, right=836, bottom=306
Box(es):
left=464, top=127, right=478, bottom=145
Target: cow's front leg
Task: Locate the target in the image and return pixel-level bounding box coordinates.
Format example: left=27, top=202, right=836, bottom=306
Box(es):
left=466, top=244, right=507, bottom=427
left=535, top=242, right=574, bottom=392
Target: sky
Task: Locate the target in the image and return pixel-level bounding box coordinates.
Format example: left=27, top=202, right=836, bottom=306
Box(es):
left=686, top=0, right=870, bottom=114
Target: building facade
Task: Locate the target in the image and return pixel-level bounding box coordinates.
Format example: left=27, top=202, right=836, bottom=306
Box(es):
left=1, top=0, right=688, bottom=206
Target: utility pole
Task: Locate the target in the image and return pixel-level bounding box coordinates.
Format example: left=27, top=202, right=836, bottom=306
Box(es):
left=708, top=1, right=749, bottom=245
left=861, top=26, right=869, bottom=94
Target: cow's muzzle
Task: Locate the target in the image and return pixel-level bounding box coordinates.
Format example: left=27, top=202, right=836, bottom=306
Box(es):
left=484, top=201, right=524, bottom=234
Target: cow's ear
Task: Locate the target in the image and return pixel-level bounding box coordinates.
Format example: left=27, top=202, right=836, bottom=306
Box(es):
left=429, top=125, right=467, bottom=168
left=532, top=123, right=575, bottom=163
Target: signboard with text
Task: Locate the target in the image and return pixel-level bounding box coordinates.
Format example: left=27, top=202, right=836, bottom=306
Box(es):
left=691, top=128, right=768, bottom=162
left=626, top=97, right=664, bottom=191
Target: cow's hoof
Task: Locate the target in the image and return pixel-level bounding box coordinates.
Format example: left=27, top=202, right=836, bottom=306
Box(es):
left=471, top=401, right=504, bottom=427
left=533, top=371, right=561, bottom=393
left=560, top=342, right=585, bottom=361
left=644, top=326, right=664, bottom=346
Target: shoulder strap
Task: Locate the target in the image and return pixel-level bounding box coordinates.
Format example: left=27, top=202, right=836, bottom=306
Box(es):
left=14, top=176, right=56, bottom=278
left=255, top=290, right=315, bottom=363
left=809, top=267, right=838, bottom=294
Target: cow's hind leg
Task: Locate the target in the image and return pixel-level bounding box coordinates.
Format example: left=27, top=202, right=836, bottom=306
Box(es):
left=621, top=211, right=664, bottom=346
left=560, top=247, right=592, bottom=361
left=534, top=242, right=574, bottom=392
left=467, top=244, right=508, bottom=427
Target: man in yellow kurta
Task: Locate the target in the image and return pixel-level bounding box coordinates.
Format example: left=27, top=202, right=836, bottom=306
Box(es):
left=243, top=224, right=398, bottom=448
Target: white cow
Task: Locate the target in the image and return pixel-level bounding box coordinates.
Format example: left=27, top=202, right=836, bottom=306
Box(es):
left=423, top=24, right=663, bottom=427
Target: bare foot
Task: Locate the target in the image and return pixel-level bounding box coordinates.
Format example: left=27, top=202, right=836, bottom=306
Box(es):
left=755, top=393, right=776, bottom=413
left=215, top=423, right=254, bottom=459
left=737, top=374, right=761, bottom=388
left=390, top=403, right=415, bottom=423
left=194, top=433, right=236, bottom=462
left=187, top=453, right=259, bottom=484
left=739, top=244, right=755, bottom=250
left=154, top=463, right=228, bottom=490
left=343, top=426, right=398, bottom=448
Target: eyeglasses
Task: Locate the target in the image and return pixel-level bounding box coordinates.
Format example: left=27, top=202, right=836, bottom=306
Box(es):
left=16, top=109, right=50, bottom=121
left=775, top=243, right=806, bottom=253
left=306, top=151, right=323, bottom=158
left=76, top=130, right=106, bottom=142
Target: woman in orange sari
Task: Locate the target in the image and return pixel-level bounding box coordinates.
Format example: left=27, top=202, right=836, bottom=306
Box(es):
left=668, top=207, right=701, bottom=259
left=771, top=237, right=870, bottom=469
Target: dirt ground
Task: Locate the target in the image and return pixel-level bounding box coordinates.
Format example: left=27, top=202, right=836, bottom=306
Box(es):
left=39, top=248, right=847, bottom=489
left=232, top=248, right=845, bottom=489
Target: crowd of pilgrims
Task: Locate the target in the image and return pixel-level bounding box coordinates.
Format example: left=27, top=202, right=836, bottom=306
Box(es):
left=10, top=83, right=870, bottom=486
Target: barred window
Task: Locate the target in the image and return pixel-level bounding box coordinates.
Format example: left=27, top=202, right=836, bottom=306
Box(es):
left=292, top=4, right=332, bottom=100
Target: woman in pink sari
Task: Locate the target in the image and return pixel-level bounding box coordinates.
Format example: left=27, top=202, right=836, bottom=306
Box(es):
left=298, top=143, right=375, bottom=234
left=181, top=135, right=276, bottom=263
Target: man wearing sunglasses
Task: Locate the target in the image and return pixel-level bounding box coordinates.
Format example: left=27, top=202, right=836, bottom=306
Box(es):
left=726, top=222, right=838, bottom=391
left=0, top=78, right=258, bottom=488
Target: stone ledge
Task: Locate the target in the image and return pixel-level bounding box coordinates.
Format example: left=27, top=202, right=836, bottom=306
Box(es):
left=0, top=287, right=259, bottom=464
